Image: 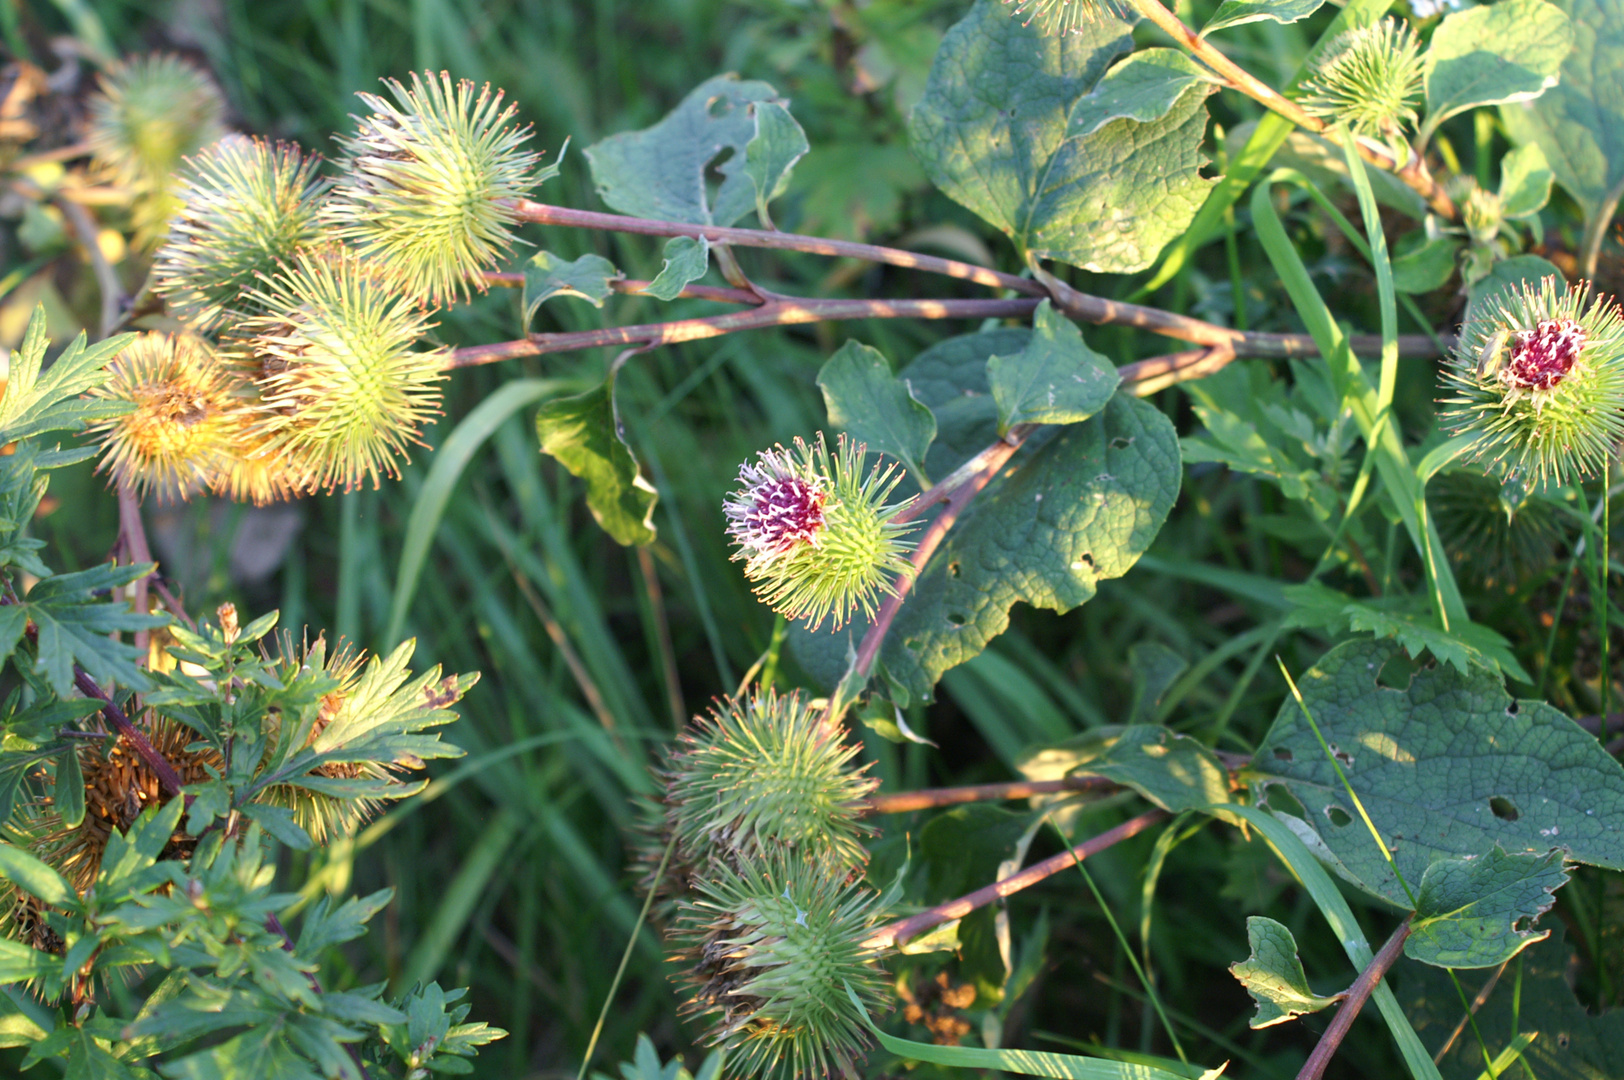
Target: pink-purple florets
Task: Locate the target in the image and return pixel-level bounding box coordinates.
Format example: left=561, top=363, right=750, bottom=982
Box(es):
left=725, top=452, right=826, bottom=563
left=1503, top=318, right=1586, bottom=392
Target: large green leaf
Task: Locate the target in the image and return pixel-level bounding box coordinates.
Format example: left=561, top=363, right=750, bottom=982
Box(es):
left=1229, top=916, right=1342, bottom=1028
left=1421, top=0, right=1573, bottom=143
left=1500, top=0, right=1624, bottom=247
left=1253, top=639, right=1624, bottom=906
left=878, top=394, right=1180, bottom=701
left=987, top=301, right=1120, bottom=433
left=898, top=328, right=1026, bottom=480
left=1400, top=927, right=1624, bottom=1079
left=535, top=376, right=658, bottom=546
left=1065, top=50, right=1221, bottom=138
left=585, top=74, right=798, bottom=228
left=816, top=341, right=936, bottom=480
left=909, top=0, right=1214, bottom=273
left=1406, top=847, right=1568, bottom=969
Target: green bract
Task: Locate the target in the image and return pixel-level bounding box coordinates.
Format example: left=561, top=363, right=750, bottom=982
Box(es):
left=1440, top=276, right=1624, bottom=485
left=673, top=853, right=889, bottom=1080
left=153, top=137, right=327, bottom=331
left=326, top=71, right=550, bottom=305
left=662, top=690, right=875, bottom=871
left=723, top=435, right=915, bottom=631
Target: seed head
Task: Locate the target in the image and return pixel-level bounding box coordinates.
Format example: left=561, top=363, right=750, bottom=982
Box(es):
left=85, top=54, right=228, bottom=245
left=238, top=247, right=446, bottom=491
left=88, top=332, right=240, bottom=501
left=153, top=136, right=328, bottom=331
left=1299, top=20, right=1423, bottom=146
left=1002, top=0, right=1127, bottom=35
left=1440, top=277, right=1624, bottom=486
left=1462, top=186, right=1504, bottom=248
left=673, top=854, right=889, bottom=1080
left=723, top=435, right=916, bottom=631
left=325, top=71, right=552, bottom=306
left=662, top=690, right=876, bottom=873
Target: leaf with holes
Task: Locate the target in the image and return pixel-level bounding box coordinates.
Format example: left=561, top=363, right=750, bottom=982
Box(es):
left=535, top=376, right=658, bottom=546
left=523, top=251, right=621, bottom=322
left=909, top=0, right=1215, bottom=273
left=1016, top=724, right=1233, bottom=816
left=1230, top=916, right=1342, bottom=1028
left=1406, top=847, right=1569, bottom=969
left=817, top=341, right=937, bottom=480
left=1253, top=639, right=1624, bottom=906
left=987, top=301, right=1119, bottom=433
left=585, top=74, right=791, bottom=228
left=876, top=394, right=1180, bottom=702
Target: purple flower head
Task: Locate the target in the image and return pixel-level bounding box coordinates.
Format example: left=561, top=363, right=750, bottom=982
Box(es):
left=724, top=447, right=826, bottom=567
left=1503, top=318, right=1586, bottom=393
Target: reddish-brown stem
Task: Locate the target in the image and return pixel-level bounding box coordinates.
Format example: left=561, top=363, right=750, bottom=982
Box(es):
left=448, top=297, right=1039, bottom=367
left=860, top=775, right=1117, bottom=814
left=1296, top=917, right=1415, bottom=1080
left=865, top=809, right=1169, bottom=948
left=483, top=270, right=762, bottom=306
left=851, top=434, right=1027, bottom=686
left=73, top=668, right=185, bottom=798
left=507, top=199, right=1039, bottom=294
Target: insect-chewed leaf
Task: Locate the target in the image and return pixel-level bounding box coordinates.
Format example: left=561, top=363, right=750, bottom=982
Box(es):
left=1406, top=847, right=1569, bottom=969
left=1230, top=916, right=1342, bottom=1028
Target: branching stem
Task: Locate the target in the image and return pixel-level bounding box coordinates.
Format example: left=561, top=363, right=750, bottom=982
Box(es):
left=1296, top=917, right=1414, bottom=1080
left=864, top=809, right=1168, bottom=948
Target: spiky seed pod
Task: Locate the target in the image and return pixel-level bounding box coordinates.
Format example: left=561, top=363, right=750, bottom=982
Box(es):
left=1001, top=0, right=1125, bottom=35
left=239, top=247, right=446, bottom=491
left=1299, top=20, right=1424, bottom=147
left=87, top=332, right=240, bottom=502
left=724, top=435, right=916, bottom=631
left=14, top=718, right=219, bottom=900
left=1431, top=470, right=1568, bottom=588
left=209, top=423, right=318, bottom=505
left=662, top=690, right=876, bottom=873
left=324, top=71, right=548, bottom=306
left=1440, top=278, right=1624, bottom=486
left=152, top=136, right=328, bottom=331
left=85, top=54, right=228, bottom=244
left=673, top=854, right=889, bottom=1080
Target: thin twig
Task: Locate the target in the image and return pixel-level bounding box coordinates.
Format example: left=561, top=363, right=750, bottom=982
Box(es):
left=1297, top=917, right=1414, bottom=1080
left=72, top=667, right=185, bottom=797
left=506, top=199, right=1038, bottom=294
left=54, top=195, right=122, bottom=340
left=864, top=810, right=1168, bottom=949
left=860, top=775, right=1117, bottom=814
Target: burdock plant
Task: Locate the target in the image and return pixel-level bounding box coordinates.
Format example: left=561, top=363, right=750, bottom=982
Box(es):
left=239, top=246, right=447, bottom=490
left=723, top=435, right=916, bottom=631
left=1440, top=277, right=1624, bottom=486
left=661, top=690, right=876, bottom=872
left=672, top=853, right=889, bottom=1080
left=325, top=71, right=554, bottom=305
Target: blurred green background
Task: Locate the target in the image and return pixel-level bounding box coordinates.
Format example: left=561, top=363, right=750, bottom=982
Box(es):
left=4, top=1, right=1621, bottom=1077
